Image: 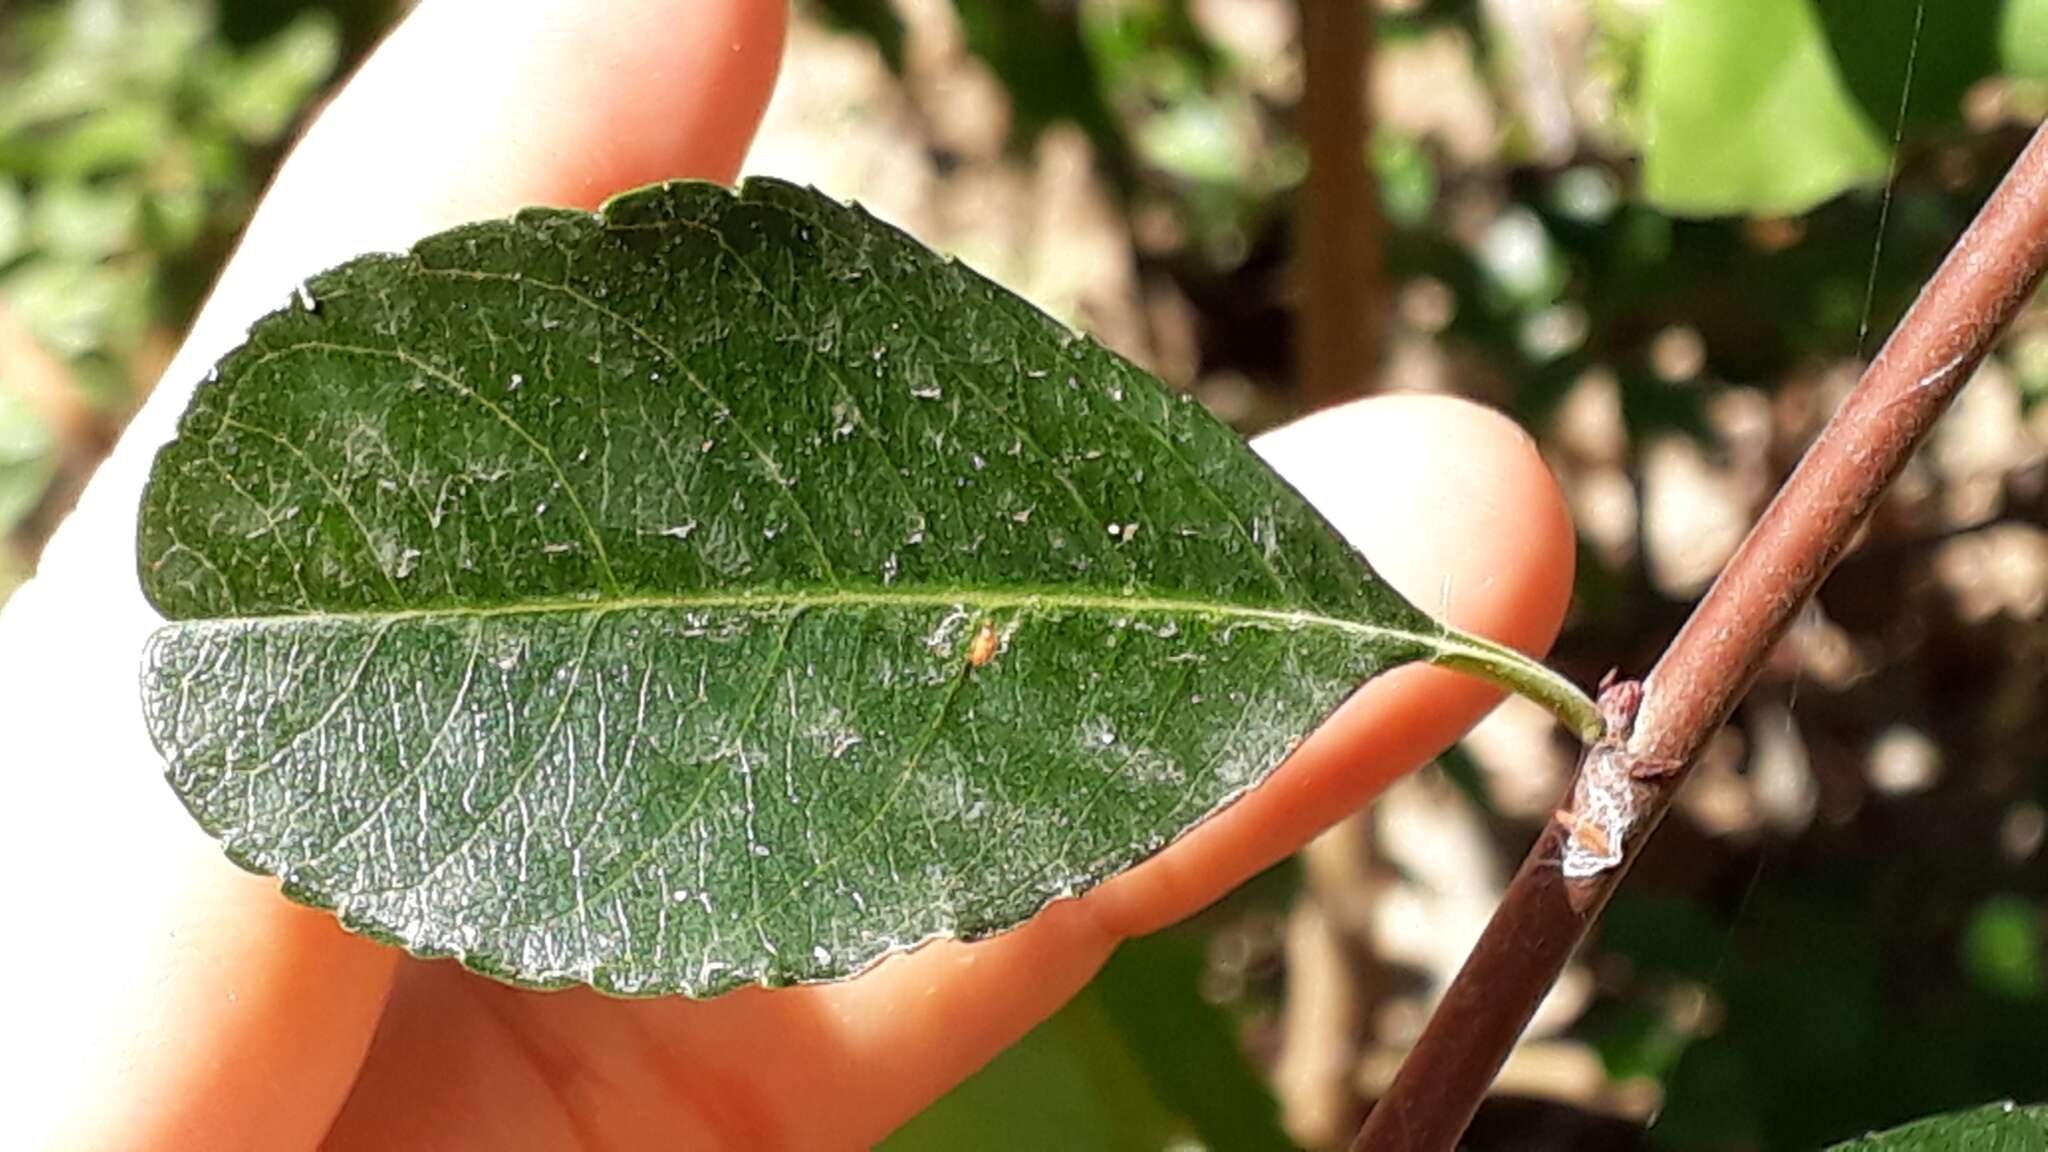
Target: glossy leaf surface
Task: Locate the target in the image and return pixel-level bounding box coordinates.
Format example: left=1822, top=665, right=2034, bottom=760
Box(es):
left=138, top=178, right=1576, bottom=995
left=1829, top=1103, right=2048, bottom=1150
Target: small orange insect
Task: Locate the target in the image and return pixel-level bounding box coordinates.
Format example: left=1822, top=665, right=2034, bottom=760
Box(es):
left=967, top=619, right=999, bottom=668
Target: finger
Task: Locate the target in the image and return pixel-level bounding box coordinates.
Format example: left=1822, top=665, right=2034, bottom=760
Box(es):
left=330, top=393, right=1576, bottom=1150
left=0, top=2, right=785, bottom=1148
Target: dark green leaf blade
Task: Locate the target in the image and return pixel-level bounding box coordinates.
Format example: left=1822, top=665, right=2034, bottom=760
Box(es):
left=1828, top=1103, right=2048, bottom=1150
left=138, top=177, right=1580, bottom=996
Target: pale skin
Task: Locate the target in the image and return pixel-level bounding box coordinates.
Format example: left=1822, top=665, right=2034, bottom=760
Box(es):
left=0, top=2, right=1576, bottom=1148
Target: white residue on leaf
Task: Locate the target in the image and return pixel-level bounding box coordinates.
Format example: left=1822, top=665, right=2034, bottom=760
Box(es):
left=489, top=634, right=527, bottom=672
left=1125, top=748, right=1186, bottom=788
left=925, top=608, right=972, bottom=653
left=1080, top=716, right=1119, bottom=750
left=805, top=704, right=865, bottom=762
left=694, top=516, right=752, bottom=577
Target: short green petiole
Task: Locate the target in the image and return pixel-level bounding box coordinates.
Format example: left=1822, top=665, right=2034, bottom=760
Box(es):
left=1424, top=629, right=1605, bottom=744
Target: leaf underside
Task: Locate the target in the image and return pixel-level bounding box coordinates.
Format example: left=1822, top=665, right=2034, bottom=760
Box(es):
left=140, top=177, right=1471, bottom=997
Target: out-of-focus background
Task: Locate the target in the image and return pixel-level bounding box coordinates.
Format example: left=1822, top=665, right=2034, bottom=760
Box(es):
left=4, top=1, right=2045, bottom=1148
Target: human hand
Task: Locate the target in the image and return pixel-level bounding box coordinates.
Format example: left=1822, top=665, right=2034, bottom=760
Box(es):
left=0, top=3, right=1572, bottom=1147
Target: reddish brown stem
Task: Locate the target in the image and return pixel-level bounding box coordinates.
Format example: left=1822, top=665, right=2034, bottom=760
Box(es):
left=1353, top=121, right=2048, bottom=1152
left=1297, top=0, right=1384, bottom=408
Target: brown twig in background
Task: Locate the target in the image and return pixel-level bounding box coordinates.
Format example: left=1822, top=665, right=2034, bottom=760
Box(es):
left=1352, top=120, right=2048, bottom=1152
left=1297, top=0, right=1384, bottom=408
left=0, top=303, right=107, bottom=455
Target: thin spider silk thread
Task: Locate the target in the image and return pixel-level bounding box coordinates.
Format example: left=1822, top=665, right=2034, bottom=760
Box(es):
left=1652, top=7, right=1925, bottom=1136
left=1858, top=0, right=1927, bottom=358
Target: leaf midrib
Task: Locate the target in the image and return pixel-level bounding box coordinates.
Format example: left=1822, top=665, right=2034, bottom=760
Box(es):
left=158, top=585, right=1433, bottom=647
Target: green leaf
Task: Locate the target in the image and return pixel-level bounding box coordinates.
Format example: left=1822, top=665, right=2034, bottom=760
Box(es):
left=1639, top=0, right=1889, bottom=217
left=882, top=970, right=1195, bottom=1151
left=1635, top=0, right=2036, bottom=215
left=2003, top=0, right=2048, bottom=77
left=136, top=177, right=1591, bottom=997
left=1091, top=933, right=1296, bottom=1152
left=884, top=933, right=1293, bottom=1150
left=1962, top=896, right=2045, bottom=1001
left=1828, top=1103, right=2048, bottom=1150
left=951, top=0, right=1136, bottom=191
left=1812, top=0, right=2001, bottom=134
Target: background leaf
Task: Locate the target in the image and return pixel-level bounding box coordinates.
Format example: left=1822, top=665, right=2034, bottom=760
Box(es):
left=1091, top=930, right=1297, bottom=1152
left=883, top=932, right=1295, bottom=1151
left=2005, top=0, right=2048, bottom=77
left=1639, top=0, right=1888, bottom=217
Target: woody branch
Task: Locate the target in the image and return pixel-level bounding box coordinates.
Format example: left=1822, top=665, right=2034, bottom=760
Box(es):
left=1351, top=120, right=2048, bottom=1152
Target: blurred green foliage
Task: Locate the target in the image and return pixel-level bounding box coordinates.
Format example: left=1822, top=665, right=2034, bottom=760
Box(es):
left=1637, top=0, right=1892, bottom=217
left=0, top=0, right=347, bottom=594
left=0, top=382, right=57, bottom=538
left=1634, top=0, right=2048, bottom=216
left=0, top=0, right=339, bottom=392
left=884, top=932, right=1293, bottom=1152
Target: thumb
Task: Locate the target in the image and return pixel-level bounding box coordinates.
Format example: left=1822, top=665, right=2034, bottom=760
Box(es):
left=0, top=1, right=784, bottom=1147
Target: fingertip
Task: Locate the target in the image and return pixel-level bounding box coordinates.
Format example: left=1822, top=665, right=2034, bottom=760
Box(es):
left=1256, top=392, right=1575, bottom=650
left=298, top=0, right=788, bottom=213
left=178, top=0, right=787, bottom=393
